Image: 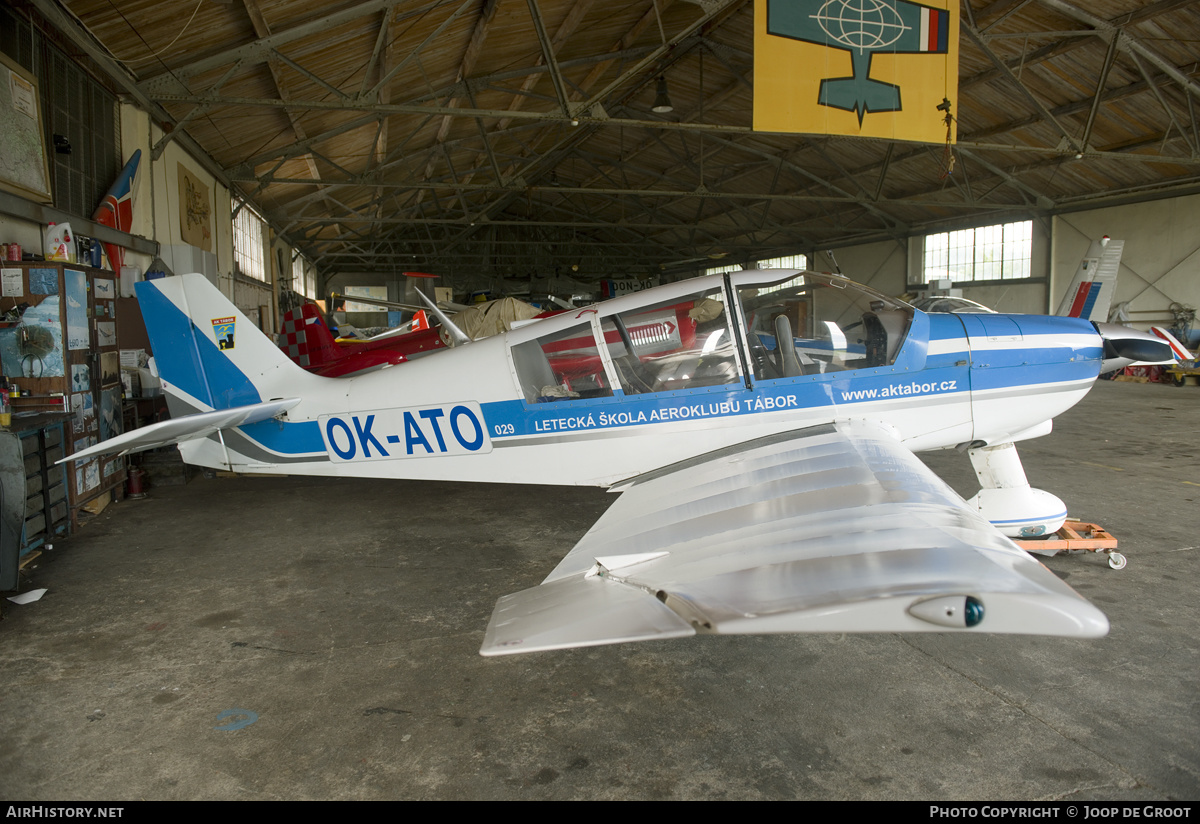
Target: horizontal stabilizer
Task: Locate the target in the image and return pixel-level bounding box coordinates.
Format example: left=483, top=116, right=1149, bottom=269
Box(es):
left=60, top=398, right=300, bottom=464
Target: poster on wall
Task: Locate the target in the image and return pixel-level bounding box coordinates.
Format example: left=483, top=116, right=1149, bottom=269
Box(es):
left=65, top=268, right=89, bottom=350
left=103, top=457, right=122, bottom=479
left=96, top=321, right=116, bottom=347
left=71, top=394, right=85, bottom=433
left=178, top=164, right=212, bottom=251
left=30, top=268, right=57, bottom=294
left=71, top=364, right=90, bottom=392
left=76, top=461, right=99, bottom=494
left=0, top=52, right=52, bottom=203
left=71, top=392, right=95, bottom=434
left=99, top=386, right=120, bottom=442
left=0, top=295, right=64, bottom=378
left=1, top=268, right=21, bottom=297
left=100, top=351, right=119, bottom=385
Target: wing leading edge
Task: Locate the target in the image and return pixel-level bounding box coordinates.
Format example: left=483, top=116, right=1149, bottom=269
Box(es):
left=480, top=421, right=1109, bottom=656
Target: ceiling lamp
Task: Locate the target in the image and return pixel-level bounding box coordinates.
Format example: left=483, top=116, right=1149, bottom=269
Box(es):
left=652, top=77, right=673, bottom=114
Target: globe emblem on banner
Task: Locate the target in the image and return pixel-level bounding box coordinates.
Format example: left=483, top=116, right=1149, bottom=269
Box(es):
left=812, top=0, right=907, bottom=52
left=766, top=0, right=951, bottom=123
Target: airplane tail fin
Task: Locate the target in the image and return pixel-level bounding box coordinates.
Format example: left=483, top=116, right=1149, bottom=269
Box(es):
left=93, top=149, right=140, bottom=273
left=279, top=303, right=344, bottom=370
left=135, top=273, right=324, bottom=417
left=65, top=274, right=327, bottom=468
left=1056, top=236, right=1124, bottom=322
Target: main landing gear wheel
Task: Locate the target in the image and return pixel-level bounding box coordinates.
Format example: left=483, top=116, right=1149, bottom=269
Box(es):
left=1107, top=552, right=1128, bottom=570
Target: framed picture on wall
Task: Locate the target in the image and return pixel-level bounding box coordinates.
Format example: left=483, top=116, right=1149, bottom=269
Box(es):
left=178, top=163, right=212, bottom=251
left=0, top=51, right=52, bottom=203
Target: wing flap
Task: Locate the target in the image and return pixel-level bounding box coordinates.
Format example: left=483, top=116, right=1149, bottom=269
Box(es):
left=480, top=421, right=1108, bottom=656
left=59, top=398, right=301, bottom=463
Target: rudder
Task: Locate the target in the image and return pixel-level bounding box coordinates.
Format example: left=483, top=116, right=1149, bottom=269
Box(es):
left=135, top=273, right=323, bottom=415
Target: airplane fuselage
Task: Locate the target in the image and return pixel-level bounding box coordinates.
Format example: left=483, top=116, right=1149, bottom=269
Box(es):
left=167, top=271, right=1103, bottom=489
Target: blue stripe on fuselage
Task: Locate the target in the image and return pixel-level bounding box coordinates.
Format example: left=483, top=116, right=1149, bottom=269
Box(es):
left=967, top=358, right=1099, bottom=390
left=238, top=418, right=325, bottom=455
left=480, top=361, right=976, bottom=439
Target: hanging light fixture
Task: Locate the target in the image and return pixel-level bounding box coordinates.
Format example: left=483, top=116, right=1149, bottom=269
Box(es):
left=652, top=76, right=673, bottom=114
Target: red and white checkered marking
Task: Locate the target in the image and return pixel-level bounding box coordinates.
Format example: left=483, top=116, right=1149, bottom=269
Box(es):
left=279, top=311, right=313, bottom=366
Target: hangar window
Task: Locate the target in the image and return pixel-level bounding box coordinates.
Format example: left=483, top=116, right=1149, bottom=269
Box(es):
left=705, top=263, right=742, bottom=275
left=757, top=254, right=808, bottom=270
left=923, top=221, right=1031, bottom=282
left=233, top=203, right=267, bottom=282
left=292, top=253, right=316, bottom=298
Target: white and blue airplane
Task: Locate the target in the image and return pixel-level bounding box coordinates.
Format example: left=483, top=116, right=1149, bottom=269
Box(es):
left=67, top=269, right=1172, bottom=655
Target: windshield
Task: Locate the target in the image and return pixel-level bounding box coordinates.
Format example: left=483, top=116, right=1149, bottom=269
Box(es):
left=735, top=272, right=913, bottom=377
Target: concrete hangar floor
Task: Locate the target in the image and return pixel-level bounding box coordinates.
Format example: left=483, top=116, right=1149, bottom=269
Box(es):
left=1, top=379, right=1196, bottom=801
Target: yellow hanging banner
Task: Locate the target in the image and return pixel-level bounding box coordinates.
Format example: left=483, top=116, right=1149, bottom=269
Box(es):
left=754, top=0, right=959, bottom=144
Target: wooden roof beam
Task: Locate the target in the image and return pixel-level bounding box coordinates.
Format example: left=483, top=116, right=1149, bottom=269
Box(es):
left=525, top=0, right=574, bottom=119
left=1035, top=0, right=1200, bottom=101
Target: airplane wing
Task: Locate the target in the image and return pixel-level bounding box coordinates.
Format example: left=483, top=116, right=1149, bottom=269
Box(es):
left=480, top=421, right=1108, bottom=656
left=59, top=398, right=301, bottom=463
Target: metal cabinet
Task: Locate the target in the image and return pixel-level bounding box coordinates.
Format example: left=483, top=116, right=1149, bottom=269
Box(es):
left=1, top=416, right=70, bottom=590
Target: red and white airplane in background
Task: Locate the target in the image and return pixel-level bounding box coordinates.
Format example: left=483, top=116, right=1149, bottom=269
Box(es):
left=277, top=293, right=709, bottom=383
left=276, top=302, right=446, bottom=377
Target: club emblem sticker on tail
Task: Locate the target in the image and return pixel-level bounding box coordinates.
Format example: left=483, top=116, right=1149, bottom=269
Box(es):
left=320, top=402, right=491, bottom=462
left=212, top=317, right=236, bottom=350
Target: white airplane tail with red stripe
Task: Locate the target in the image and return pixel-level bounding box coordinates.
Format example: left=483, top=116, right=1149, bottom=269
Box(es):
left=1056, top=236, right=1124, bottom=322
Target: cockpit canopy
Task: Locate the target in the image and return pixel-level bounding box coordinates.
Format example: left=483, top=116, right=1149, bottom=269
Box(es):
left=511, top=270, right=915, bottom=403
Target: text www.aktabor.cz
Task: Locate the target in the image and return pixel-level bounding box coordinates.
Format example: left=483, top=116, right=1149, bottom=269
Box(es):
left=841, top=380, right=958, bottom=402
